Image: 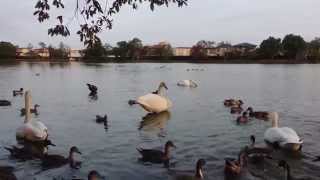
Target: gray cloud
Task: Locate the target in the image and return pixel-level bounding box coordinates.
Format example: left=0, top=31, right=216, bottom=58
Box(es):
left=0, top=0, right=319, bottom=48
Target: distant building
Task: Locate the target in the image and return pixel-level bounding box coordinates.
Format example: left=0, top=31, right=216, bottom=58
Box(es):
left=233, top=43, right=257, bottom=53
left=173, top=47, right=191, bottom=56
left=143, top=42, right=173, bottom=57
left=205, top=48, right=219, bottom=57
left=16, top=48, right=31, bottom=57
left=33, top=48, right=50, bottom=58
left=68, top=49, right=83, bottom=61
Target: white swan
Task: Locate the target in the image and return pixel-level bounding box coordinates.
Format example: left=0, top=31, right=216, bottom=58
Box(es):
left=264, top=112, right=302, bottom=151
left=16, top=91, right=48, bottom=142
left=177, top=80, right=198, bottom=88
left=129, top=82, right=172, bottom=113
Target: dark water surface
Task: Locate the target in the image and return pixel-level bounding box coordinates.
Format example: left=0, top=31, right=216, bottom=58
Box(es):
left=0, top=62, right=320, bottom=179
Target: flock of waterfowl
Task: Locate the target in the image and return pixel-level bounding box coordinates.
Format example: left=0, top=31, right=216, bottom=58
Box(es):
left=0, top=79, right=318, bottom=180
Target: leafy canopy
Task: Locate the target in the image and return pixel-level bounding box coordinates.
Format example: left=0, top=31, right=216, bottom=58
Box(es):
left=33, top=0, right=188, bottom=47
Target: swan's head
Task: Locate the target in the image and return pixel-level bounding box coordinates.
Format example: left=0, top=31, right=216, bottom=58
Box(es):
left=159, top=82, right=168, bottom=90
left=88, top=170, right=102, bottom=180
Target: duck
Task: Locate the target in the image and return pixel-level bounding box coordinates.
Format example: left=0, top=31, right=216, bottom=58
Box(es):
left=13, top=88, right=24, bottom=96
left=88, top=170, right=102, bottom=180
left=313, top=156, right=320, bottom=162
left=246, top=107, right=272, bottom=120
left=177, top=80, right=198, bottom=88
left=96, top=114, right=107, bottom=124
left=236, top=112, right=249, bottom=123
left=170, top=159, right=206, bottom=180
left=245, top=135, right=273, bottom=164
left=264, top=112, right=303, bottom=151
left=128, top=82, right=172, bottom=113
left=278, top=160, right=311, bottom=180
left=41, top=146, right=82, bottom=170
left=0, top=100, right=11, bottom=106
left=16, top=91, right=48, bottom=142
left=5, top=139, right=55, bottom=160
left=20, top=104, right=40, bottom=116
left=0, top=166, right=17, bottom=180
left=224, top=149, right=247, bottom=177
left=224, top=99, right=243, bottom=107
left=137, top=140, right=176, bottom=166
left=87, top=83, right=98, bottom=94
left=231, top=104, right=243, bottom=114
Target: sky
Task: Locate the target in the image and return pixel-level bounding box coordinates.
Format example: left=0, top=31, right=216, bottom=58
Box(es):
left=0, top=0, right=320, bottom=48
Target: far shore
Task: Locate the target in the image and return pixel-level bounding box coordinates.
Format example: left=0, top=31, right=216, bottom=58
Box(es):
left=7, top=58, right=318, bottom=64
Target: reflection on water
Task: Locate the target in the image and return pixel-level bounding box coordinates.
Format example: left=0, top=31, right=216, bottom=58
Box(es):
left=0, top=62, right=320, bottom=179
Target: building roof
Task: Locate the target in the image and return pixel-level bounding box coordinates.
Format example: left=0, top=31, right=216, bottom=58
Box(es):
left=233, top=43, right=257, bottom=49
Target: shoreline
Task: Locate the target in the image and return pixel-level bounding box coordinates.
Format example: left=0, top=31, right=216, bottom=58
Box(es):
left=9, top=58, right=319, bottom=64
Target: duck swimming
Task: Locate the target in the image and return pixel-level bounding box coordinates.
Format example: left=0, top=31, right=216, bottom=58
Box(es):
left=0, top=100, right=11, bottom=106
left=20, top=104, right=40, bottom=116
left=137, top=140, right=176, bottom=166
left=13, top=88, right=24, bottom=96
left=96, top=114, right=107, bottom=124
left=231, top=104, right=243, bottom=114
left=170, top=159, right=206, bottom=180
left=278, top=160, right=311, bottom=180
left=224, top=99, right=243, bottom=107
left=16, top=91, right=48, bottom=142
left=236, top=112, right=249, bottom=123
left=88, top=170, right=102, bottom=180
left=129, top=82, right=172, bottom=114
left=264, top=112, right=303, bottom=151
left=87, top=83, right=98, bottom=94
left=41, top=146, right=82, bottom=170
left=245, top=135, right=273, bottom=164
left=0, top=166, right=17, bottom=180
left=177, top=80, right=198, bottom=88
left=224, top=149, right=247, bottom=177
left=246, top=107, right=272, bottom=120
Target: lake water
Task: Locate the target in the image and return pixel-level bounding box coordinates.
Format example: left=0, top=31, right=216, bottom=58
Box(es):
left=0, top=62, right=320, bottom=180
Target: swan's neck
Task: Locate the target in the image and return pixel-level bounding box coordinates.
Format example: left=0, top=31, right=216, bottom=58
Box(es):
left=271, top=113, right=279, bottom=128
left=24, top=91, right=31, bottom=123
left=157, top=85, right=166, bottom=97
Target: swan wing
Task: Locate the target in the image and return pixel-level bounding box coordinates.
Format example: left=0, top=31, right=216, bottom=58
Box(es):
left=264, top=127, right=302, bottom=146
left=137, top=94, right=171, bottom=113
left=16, top=121, right=48, bottom=141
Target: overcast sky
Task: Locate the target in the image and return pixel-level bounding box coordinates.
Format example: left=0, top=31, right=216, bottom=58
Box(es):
left=1, top=0, right=319, bottom=48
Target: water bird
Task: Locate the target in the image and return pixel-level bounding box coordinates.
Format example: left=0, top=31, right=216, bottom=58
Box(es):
left=0, top=100, right=11, bottom=106
left=0, top=166, right=17, bottom=180
left=224, top=150, right=247, bottom=177
left=137, top=140, right=176, bottom=165
left=230, top=104, right=243, bottom=114
left=170, top=159, right=206, bottom=180
left=177, top=80, right=198, bottom=88
left=13, top=88, right=24, bottom=96
left=264, top=112, right=303, bottom=151
left=313, top=156, right=320, bottom=162
left=129, top=82, right=172, bottom=113
left=16, top=91, right=48, bottom=142
left=236, top=112, right=249, bottom=123
left=88, top=170, right=102, bottom=180
left=245, top=135, right=273, bottom=164
left=87, top=83, right=98, bottom=94
left=20, top=104, right=40, bottom=116
left=278, top=160, right=311, bottom=180
left=246, top=107, right=273, bottom=120
left=224, top=99, right=243, bottom=107
left=41, top=146, right=82, bottom=170
left=96, top=114, right=107, bottom=124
